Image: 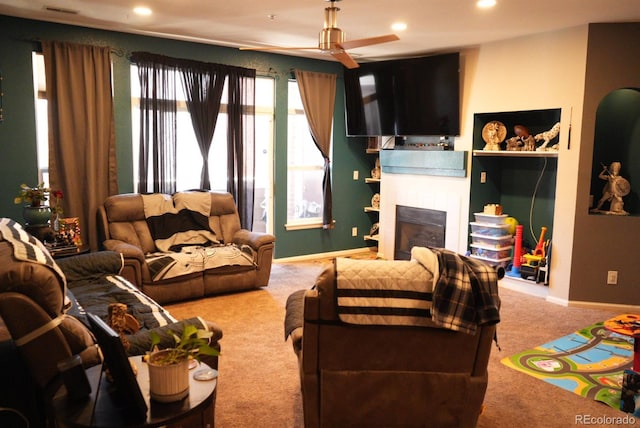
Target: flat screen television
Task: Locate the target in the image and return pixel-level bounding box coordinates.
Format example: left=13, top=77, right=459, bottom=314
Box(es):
left=344, top=52, right=460, bottom=137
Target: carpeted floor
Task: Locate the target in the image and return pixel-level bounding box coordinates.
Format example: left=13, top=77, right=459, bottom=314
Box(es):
left=165, top=260, right=640, bottom=427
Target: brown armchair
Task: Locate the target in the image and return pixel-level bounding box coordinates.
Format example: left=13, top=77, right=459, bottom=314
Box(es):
left=287, top=255, right=499, bottom=428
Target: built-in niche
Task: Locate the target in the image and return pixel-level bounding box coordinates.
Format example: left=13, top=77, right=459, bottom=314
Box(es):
left=589, top=88, right=640, bottom=216
left=469, top=108, right=560, bottom=249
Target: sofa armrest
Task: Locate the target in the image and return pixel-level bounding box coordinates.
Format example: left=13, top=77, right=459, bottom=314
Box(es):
left=103, top=240, right=145, bottom=262
left=56, top=251, right=124, bottom=282
left=231, top=229, right=275, bottom=250
left=232, top=230, right=275, bottom=288
left=102, top=240, right=149, bottom=286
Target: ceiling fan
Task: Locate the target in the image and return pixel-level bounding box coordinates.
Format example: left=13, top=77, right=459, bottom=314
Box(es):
left=239, top=0, right=399, bottom=68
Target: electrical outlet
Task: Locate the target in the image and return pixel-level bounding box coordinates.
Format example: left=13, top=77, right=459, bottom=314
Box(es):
left=353, top=170, right=359, bottom=180
left=351, top=227, right=358, bottom=237
left=607, top=270, right=618, bottom=285
left=480, top=171, right=487, bottom=183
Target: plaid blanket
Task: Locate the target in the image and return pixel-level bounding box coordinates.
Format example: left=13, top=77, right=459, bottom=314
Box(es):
left=427, top=248, right=501, bottom=335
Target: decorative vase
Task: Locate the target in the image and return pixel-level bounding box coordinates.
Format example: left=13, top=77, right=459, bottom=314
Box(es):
left=147, top=349, right=191, bottom=402
left=22, top=205, right=52, bottom=226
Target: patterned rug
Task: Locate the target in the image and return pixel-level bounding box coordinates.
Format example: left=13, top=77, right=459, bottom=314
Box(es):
left=501, top=321, right=634, bottom=410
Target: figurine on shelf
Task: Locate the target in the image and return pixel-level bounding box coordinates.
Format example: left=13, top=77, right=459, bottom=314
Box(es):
left=371, top=193, right=380, bottom=209
left=371, top=157, right=381, bottom=179
left=482, top=121, right=506, bottom=151
left=516, top=125, right=536, bottom=151
left=534, top=122, right=561, bottom=151
left=591, top=161, right=630, bottom=215
left=505, top=136, right=522, bottom=151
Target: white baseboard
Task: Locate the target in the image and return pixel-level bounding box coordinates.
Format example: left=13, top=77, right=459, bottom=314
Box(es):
left=499, top=276, right=549, bottom=299
left=564, top=299, right=640, bottom=313
left=274, top=247, right=376, bottom=263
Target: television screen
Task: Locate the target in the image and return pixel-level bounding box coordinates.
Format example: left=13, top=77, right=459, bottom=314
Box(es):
left=344, top=53, right=460, bottom=137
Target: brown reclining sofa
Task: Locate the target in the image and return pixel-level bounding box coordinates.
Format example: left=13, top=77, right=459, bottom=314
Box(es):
left=97, top=190, right=275, bottom=305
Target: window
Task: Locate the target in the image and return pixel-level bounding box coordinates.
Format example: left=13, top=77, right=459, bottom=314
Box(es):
left=34, top=55, right=274, bottom=233
left=131, top=67, right=275, bottom=233
left=286, top=80, right=327, bottom=229
left=33, top=53, right=49, bottom=186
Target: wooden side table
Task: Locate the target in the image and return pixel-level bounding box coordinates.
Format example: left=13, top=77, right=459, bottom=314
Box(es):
left=53, top=355, right=217, bottom=427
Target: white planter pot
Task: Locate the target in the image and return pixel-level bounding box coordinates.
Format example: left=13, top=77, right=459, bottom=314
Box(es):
left=147, top=349, right=190, bottom=402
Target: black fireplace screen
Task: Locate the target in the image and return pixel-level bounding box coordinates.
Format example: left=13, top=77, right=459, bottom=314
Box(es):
left=394, top=205, right=446, bottom=260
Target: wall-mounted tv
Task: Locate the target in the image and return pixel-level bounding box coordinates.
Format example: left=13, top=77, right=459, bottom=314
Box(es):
left=344, top=52, right=460, bottom=137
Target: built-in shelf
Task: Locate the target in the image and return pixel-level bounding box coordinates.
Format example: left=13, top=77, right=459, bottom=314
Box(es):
left=364, top=235, right=380, bottom=241
left=365, top=178, right=381, bottom=183
left=472, top=150, right=558, bottom=158
left=364, top=207, right=380, bottom=213
left=366, top=148, right=381, bottom=154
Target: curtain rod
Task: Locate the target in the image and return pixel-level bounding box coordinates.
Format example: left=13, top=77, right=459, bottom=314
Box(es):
left=12, top=37, right=125, bottom=56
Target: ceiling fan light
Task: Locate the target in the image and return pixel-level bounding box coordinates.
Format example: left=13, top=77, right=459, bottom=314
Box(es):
left=477, top=0, right=496, bottom=9
left=133, top=6, right=152, bottom=16
left=391, top=22, right=407, bottom=32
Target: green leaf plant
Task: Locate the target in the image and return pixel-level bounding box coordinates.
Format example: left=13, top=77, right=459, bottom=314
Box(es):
left=149, top=324, right=219, bottom=366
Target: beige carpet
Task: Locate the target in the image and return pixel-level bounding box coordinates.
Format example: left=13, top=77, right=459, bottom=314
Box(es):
left=166, top=260, right=638, bottom=428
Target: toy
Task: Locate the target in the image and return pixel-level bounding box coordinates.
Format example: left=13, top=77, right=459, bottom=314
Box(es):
left=506, top=224, right=523, bottom=277
left=520, top=226, right=551, bottom=283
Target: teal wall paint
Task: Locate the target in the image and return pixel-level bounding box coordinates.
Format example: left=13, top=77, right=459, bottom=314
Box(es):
left=0, top=15, right=373, bottom=258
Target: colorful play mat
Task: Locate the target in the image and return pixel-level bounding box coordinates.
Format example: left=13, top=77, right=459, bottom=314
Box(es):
left=501, top=321, right=634, bottom=410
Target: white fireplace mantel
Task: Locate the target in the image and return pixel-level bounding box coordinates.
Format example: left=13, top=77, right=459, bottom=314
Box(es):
left=378, top=170, right=470, bottom=260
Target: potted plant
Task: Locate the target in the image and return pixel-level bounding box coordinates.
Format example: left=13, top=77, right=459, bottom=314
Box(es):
left=14, top=183, right=64, bottom=227
left=146, top=324, right=219, bottom=402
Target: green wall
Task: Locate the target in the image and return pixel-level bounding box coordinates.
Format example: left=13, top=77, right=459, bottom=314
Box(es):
left=0, top=15, right=373, bottom=258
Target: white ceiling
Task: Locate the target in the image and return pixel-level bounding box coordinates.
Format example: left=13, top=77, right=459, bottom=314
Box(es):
left=1, top=0, right=640, bottom=64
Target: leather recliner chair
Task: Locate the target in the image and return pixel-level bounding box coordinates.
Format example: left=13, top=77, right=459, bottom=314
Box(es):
left=287, top=255, right=499, bottom=428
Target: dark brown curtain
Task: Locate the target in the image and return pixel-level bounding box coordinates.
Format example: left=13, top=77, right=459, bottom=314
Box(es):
left=130, top=52, right=177, bottom=194
left=130, top=52, right=256, bottom=229
left=227, top=69, right=256, bottom=229
left=180, top=65, right=225, bottom=190
left=42, top=41, right=118, bottom=251
left=295, top=70, right=337, bottom=229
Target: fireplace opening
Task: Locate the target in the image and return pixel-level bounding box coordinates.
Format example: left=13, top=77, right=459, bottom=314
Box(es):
left=394, top=205, right=446, bottom=260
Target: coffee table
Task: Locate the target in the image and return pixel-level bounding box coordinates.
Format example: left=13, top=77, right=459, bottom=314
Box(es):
left=53, top=355, right=217, bottom=427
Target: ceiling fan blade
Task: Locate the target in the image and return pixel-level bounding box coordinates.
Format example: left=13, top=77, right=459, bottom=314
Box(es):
left=332, top=50, right=359, bottom=69
left=239, top=46, right=319, bottom=51
left=338, top=34, right=399, bottom=50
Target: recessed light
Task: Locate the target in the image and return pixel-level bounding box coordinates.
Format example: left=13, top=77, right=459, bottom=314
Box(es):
left=477, top=0, right=496, bottom=8
left=133, top=6, right=152, bottom=16
left=391, top=22, right=407, bottom=32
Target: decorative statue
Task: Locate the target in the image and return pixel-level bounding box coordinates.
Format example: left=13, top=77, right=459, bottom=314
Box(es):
left=371, top=157, right=381, bottom=179
left=371, top=193, right=380, bottom=209
left=534, top=122, right=561, bottom=151
left=591, top=161, right=630, bottom=215
left=482, top=121, right=506, bottom=151
left=505, top=124, right=536, bottom=151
